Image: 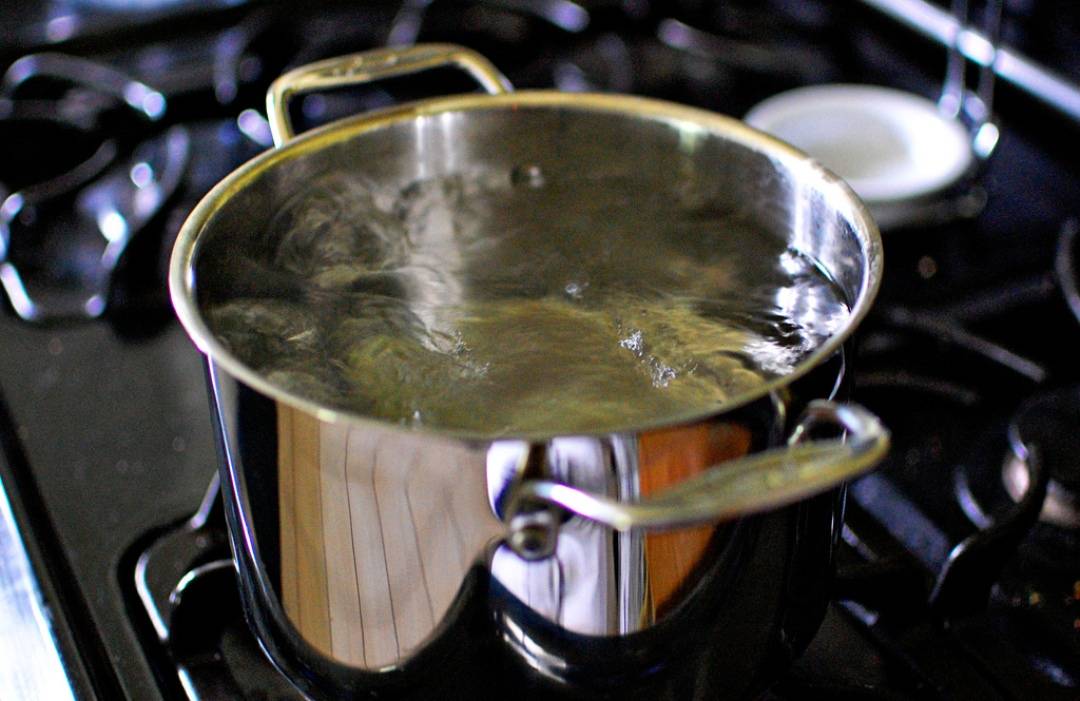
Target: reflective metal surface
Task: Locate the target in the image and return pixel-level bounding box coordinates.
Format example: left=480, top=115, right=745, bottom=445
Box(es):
left=209, top=371, right=851, bottom=698
left=174, top=71, right=884, bottom=436
left=266, top=44, right=513, bottom=144
left=0, top=459, right=78, bottom=700
left=506, top=400, right=887, bottom=538
left=171, top=45, right=886, bottom=699
left=859, top=0, right=1080, bottom=123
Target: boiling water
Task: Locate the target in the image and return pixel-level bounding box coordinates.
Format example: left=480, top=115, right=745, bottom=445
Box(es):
left=203, top=168, right=850, bottom=436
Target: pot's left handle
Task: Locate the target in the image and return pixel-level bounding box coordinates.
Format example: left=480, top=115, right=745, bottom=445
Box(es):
left=504, top=401, right=889, bottom=559
left=266, top=44, right=513, bottom=146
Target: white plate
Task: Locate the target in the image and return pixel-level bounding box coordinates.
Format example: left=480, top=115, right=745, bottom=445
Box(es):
left=745, top=84, right=973, bottom=205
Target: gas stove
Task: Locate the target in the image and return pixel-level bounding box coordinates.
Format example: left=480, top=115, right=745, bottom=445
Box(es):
left=1, top=1, right=1079, bottom=699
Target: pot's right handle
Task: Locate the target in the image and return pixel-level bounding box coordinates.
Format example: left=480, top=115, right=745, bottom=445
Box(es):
left=266, top=44, right=513, bottom=146
left=505, top=401, right=889, bottom=559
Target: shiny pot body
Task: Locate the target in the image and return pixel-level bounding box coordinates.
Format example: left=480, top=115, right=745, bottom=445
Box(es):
left=172, top=46, right=886, bottom=701
left=208, top=355, right=850, bottom=701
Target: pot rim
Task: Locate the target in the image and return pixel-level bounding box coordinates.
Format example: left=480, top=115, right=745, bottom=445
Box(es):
left=169, top=89, right=883, bottom=442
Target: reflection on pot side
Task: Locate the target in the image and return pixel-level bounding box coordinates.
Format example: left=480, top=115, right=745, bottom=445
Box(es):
left=276, top=401, right=754, bottom=669
left=276, top=406, right=498, bottom=665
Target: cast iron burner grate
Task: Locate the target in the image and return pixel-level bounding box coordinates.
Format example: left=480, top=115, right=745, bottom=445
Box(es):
left=836, top=293, right=1080, bottom=698
left=0, top=54, right=191, bottom=323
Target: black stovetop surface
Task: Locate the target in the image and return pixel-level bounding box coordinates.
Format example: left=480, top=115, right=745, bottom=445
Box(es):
left=2, top=1, right=1080, bottom=699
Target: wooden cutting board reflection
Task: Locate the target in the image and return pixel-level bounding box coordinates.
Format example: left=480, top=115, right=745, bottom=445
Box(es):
left=278, top=403, right=753, bottom=660
left=277, top=407, right=500, bottom=667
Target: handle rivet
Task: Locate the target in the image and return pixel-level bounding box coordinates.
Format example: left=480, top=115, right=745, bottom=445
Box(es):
left=507, top=509, right=558, bottom=561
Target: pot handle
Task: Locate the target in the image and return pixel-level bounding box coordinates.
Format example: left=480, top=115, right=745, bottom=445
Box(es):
left=504, top=401, right=889, bottom=558
left=266, top=44, right=513, bottom=145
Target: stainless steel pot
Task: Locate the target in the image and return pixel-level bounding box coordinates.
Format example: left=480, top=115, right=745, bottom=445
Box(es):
left=170, top=44, right=888, bottom=700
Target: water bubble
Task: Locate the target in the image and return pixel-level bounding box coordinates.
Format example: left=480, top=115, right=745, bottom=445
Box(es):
left=619, top=329, right=644, bottom=356
left=650, top=362, right=677, bottom=388
left=564, top=280, right=588, bottom=300
left=510, top=164, right=545, bottom=188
